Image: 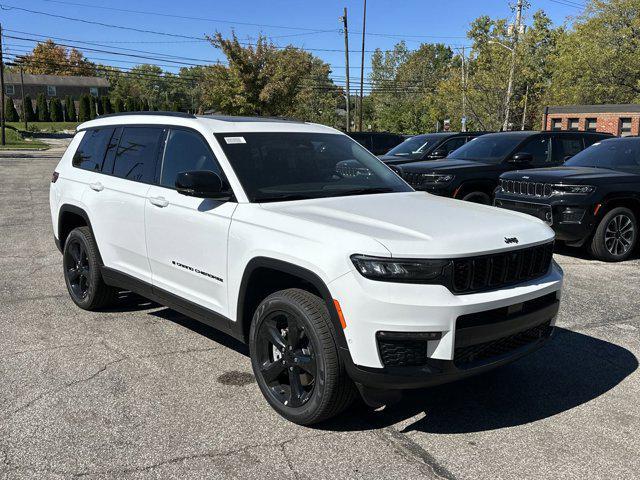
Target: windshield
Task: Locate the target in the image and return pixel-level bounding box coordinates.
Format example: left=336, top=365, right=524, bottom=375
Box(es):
left=565, top=139, right=640, bottom=171
left=448, top=135, right=524, bottom=163
left=215, top=132, right=412, bottom=202
left=386, top=134, right=438, bottom=159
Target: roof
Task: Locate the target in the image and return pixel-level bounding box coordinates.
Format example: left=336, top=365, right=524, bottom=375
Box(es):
left=546, top=104, right=640, bottom=114
left=77, top=112, right=339, bottom=135
left=4, top=72, right=109, bottom=87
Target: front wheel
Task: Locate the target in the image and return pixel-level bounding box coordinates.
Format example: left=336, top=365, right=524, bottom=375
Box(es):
left=461, top=191, right=491, bottom=205
left=589, top=207, right=637, bottom=261
left=249, top=288, right=356, bottom=425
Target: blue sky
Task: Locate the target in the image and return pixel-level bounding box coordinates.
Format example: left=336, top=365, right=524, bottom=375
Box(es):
left=1, top=0, right=585, bottom=86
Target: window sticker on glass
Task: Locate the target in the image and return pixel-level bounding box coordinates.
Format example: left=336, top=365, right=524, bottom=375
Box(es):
left=224, top=136, right=246, bottom=144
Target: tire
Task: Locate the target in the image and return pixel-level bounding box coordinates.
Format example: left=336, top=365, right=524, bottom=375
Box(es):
left=461, top=191, right=491, bottom=205
left=589, top=207, right=637, bottom=262
left=249, top=288, right=356, bottom=425
left=62, top=226, right=117, bottom=310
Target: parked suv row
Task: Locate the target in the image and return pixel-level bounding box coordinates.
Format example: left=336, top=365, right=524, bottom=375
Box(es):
left=394, top=131, right=611, bottom=204
left=51, top=112, right=563, bottom=424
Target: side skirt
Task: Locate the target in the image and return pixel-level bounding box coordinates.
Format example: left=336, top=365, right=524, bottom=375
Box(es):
left=101, top=267, right=244, bottom=342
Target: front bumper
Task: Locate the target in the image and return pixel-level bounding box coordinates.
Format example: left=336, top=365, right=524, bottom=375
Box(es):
left=494, top=193, right=598, bottom=245
left=329, top=262, right=562, bottom=389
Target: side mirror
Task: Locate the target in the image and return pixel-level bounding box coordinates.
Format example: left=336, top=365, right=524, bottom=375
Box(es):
left=508, top=152, right=533, bottom=164
left=428, top=148, right=448, bottom=159
left=175, top=170, right=231, bottom=200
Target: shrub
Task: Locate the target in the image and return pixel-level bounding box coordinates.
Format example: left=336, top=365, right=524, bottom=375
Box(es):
left=22, top=95, right=36, bottom=122
left=64, top=96, right=77, bottom=122
left=78, top=94, right=91, bottom=122
left=49, top=97, right=63, bottom=122
left=141, top=98, right=149, bottom=111
left=89, top=96, right=97, bottom=119
left=124, top=97, right=136, bottom=112
left=35, top=93, right=49, bottom=122
left=113, top=97, right=124, bottom=113
left=101, top=96, right=112, bottom=115
left=4, top=99, right=20, bottom=122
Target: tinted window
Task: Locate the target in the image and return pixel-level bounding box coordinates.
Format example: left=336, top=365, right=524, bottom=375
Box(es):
left=386, top=134, right=441, bottom=159
left=553, top=137, right=583, bottom=162
left=440, top=137, right=466, bottom=155
left=160, top=129, right=222, bottom=188
left=215, top=132, right=411, bottom=202
left=517, top=136, right=550, bottom=164
left=448, top=134, right=525, bottom=163
left=565, top=138, right=640, bottom=172
left=72, top=128, right=115, bottom=171
left=112, top=127, right=163, bottom=183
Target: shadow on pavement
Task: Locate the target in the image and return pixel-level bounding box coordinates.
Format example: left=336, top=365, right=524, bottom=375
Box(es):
left=321, top=327, right=637, bottom=433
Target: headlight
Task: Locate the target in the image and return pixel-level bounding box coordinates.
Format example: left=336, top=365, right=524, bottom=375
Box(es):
left=551, top=184, right=595, bottom=195
left=350, top=255, right=451, bottom=283
left=424, top=173, right=454, bottom=184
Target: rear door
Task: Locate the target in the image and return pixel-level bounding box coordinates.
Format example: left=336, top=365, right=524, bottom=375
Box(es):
left=144, top=127, right=236, bottom=315
left=84, top=126, right=164, bottom=283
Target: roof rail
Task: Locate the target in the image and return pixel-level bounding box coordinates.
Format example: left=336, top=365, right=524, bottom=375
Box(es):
left=96, top=111, right=196, bottom=119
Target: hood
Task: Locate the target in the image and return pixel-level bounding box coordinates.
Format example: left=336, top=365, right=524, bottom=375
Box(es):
left=399, top=158, right=495, bottom=173
left=501, top=166, right=640, bottom=183
left=378, top=154, right=419, bottom=165
left=260, top=192, right=553, bottom=258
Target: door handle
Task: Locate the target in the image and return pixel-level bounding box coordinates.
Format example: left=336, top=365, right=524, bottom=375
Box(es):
left=149, top=196, right=169, bottom=208
left=89, top=182, right=104, bottom=192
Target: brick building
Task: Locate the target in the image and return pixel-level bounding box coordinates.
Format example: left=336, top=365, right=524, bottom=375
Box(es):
left=542, top=104, right=640, bottom=136
left=4, top=73, right=109, bottom=112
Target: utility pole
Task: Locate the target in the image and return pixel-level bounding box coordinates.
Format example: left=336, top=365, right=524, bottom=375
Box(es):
left=341, top=8, right=350, bottom=132
left=461, top=46, right=467, bottom=132
left=502, top=0, right=523, bottom=132
left=358, top=0, right=366, bottom=132
left=521, top=84, right=529, bottom=130
left=0, top=24, right=6, bottom=146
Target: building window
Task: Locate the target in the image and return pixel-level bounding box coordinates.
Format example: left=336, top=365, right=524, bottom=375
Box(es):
left=89, top=87, right=99, bottom=97
left=585, top=118, right=597, bottom=132
left=551, top=118, right=562, bottom=131
left=568, top=118, right=579, bottom=131
left=620, top=117, right=633, bottom=136
left=47, top=85, right=57, bottom=96
left=5, top=84, right=15, bottom=95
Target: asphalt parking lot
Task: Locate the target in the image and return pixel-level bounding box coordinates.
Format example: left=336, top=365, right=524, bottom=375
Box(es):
left=1, top=142, right=639, bottom=480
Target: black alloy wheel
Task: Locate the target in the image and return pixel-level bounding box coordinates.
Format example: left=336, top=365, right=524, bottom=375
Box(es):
left=255, top=310, right=317, bottom=408
left=604, top=213, right=635, bottom=257
left=64, top=238, right=91, bottom=300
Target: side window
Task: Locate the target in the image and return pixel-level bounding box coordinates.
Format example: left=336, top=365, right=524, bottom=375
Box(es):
left=160, top=129, right=223, bottom=188
left=72, top=127, right=115, bottom=172
left=517, top=136, right=550, bottom=165
left=553, top=136, right=584, bottom=162
left=112, top=127, right=163, bottom=183
left=440, top=137, right=466, bottom=155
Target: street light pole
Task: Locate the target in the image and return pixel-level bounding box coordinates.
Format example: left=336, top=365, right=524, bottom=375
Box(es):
left=341, top=8, right=350, bottom=132
left=502, top=0, right=523, bottom=132
left=358, top=0, right=366, bottom=132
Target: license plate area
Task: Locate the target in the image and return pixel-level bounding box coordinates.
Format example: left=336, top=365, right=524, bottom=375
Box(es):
left=495, top=199, right=553, bottom=225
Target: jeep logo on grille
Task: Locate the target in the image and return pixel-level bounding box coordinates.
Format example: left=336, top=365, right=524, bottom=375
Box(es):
left=504, top=237, right=519, bottom=244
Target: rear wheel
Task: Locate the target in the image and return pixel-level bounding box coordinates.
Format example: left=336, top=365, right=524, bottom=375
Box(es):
left=589, top=207, right=637, bottom=261
left=461, top=191, right=491, bottom=205
left=63, top=226, right=117, bottom=310
left=249, top=288, right=356, bottom=425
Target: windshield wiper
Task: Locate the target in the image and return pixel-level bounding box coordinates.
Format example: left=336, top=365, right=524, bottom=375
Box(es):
left=254, top=193, right=314, bottom=203
left=334, top=187, right=395, bottom=197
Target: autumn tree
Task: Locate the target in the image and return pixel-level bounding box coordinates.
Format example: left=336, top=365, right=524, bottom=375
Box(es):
left=20, top=40, right=96, bottom=76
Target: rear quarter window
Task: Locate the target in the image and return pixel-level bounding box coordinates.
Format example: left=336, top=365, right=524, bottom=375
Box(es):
left=72, top=127, right=116, bottom=172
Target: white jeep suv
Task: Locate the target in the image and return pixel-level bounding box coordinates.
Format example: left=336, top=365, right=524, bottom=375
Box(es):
left=50, top=112, right=563, bottom=424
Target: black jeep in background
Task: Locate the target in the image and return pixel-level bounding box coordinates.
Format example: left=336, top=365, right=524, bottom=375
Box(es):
left=379, top=131, right=490, bottom=166
left=495, top=136, right=640, bottom=262
left=396, top=130, right=612, bottom=205
left=347, top=132, right=405, bottom=155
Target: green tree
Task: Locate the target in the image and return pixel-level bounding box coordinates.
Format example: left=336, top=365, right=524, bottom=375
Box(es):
left=113, top=97, right=124, bottom=113
left=89, top=97, right=97, bottom=119
left=101, top=96, right=112, bottom=115
left=64, top=96, right=77, bottom=122
left=22, top=95, right=36, bottom=121
left=78, top=94, right=91, bottom=122
left=4, top=99, right=20, bottom=122
left=96, top=96, right=104, bottom=116
left=49, top=97, right=63, bottom=122
left=124, top=96, right=136, bottom=112
left=35, top=93, right=50, bottom=122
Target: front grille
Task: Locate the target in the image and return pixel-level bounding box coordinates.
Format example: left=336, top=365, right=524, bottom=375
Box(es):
left=500, top=179, right=553, bottom=198
left=378, top=337, right=429, bottom=367
left=451, top=242, right=554, bottom=294
left=454, top=321, right=552, bottom=368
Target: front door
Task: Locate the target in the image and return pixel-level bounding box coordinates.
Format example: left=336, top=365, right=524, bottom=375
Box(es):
left=144, top=127, right=236, bottom=316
